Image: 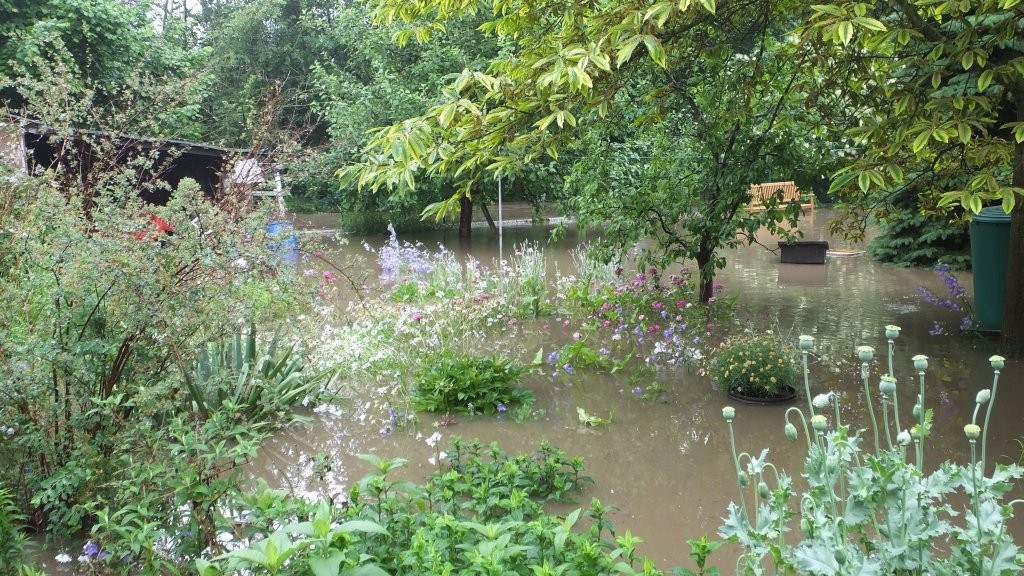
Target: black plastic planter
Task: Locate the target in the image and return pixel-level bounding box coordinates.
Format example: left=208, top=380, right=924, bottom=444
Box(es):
left=779, top=241, right=829, bottom=264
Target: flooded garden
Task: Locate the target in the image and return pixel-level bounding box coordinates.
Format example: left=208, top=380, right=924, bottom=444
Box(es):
left=247, top=207, right=1024, bottom=569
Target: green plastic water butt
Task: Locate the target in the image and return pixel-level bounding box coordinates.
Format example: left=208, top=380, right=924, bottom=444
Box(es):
left=970, top=206, right=1012, bottom=331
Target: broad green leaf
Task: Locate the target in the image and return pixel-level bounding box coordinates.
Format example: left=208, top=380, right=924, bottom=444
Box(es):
left=310, top=551, right=344, bottom=576
left=970, top=194, right=983, bottom=214
left=978, top=69, right=994, bottom=92
left=811, top=4, right=843, bottom=16
left=642, top=35, right=667, bottom=67
left=837, top=21, right=854, bottom=45
left=336, top=519, right=390, bottom=535
left=342, top=564, right=393, bottom=576
left=698, top=0, right=716, bottom=13
left=911, top=130, right=931, bottom=153
left=858, top=172, right=871, bottom=192
left=195, top=559, right=222, bottom=576
left=958, top=123, right=971, bottom=144
left=962, top=51, right=974, bottom=70
left=1003, top=193, right=1016, bottom=213
left=615, top=35, right=643, bottom=67
left=853, top=17, right=886, bottom=31
left=643, top=2, right=673, bottom=24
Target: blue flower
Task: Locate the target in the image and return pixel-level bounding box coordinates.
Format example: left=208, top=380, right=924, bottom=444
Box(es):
left=632, top=386, right=643, bottom=395
left=496, top=402, right=507, bottom=413
left=546, top=350, right=561, bottom=365
left=563, top=363, right=574, bottom=374
left=83, top=541, right=100, bottom=558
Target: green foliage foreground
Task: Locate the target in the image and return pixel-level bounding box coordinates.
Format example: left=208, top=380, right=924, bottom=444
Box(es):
left=723, top=333, right=1021, bottom=575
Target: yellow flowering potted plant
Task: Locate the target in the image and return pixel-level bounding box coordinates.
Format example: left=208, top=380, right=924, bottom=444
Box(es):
left=710, top=332, right=798, bottom=403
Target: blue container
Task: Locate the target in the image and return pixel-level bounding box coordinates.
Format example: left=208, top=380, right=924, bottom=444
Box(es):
left=267, top=221, right=299, bottom=265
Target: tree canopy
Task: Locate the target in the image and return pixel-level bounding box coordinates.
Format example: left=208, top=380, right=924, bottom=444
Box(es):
left=342, top=0, right=1024, bottom=354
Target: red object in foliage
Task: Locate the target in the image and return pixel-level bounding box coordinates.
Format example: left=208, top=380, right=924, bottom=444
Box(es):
left=133, top=214, right=175, bottom=240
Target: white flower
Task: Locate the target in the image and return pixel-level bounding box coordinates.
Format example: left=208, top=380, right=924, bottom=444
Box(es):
left=425, top=432, right=442, bottom=447
left=55, top=553, right=72, bottom=564
left=812, top=394, right=832, bottom=409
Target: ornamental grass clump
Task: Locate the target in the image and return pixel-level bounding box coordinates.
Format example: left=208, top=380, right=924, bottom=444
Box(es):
left=710, top=333, right=797, bottom=398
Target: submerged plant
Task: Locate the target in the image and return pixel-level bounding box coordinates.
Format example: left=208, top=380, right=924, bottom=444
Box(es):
left=710, top=332, right=798, bottom=398
left=413, top=353, right=532, bottom=415
left=917, top=263, right=976, bottom=335
left=721, top=327, right=1020, bottom=575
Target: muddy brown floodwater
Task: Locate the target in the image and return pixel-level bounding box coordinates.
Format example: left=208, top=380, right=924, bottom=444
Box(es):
left=255, top=207, right=1024, bottom=570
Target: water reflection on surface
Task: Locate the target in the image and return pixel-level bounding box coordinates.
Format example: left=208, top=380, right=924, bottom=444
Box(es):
left=252, top=208, right=1024, bottom=569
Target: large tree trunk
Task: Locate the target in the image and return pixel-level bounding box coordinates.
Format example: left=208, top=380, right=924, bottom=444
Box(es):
left=459, top=196, right=473, bottom=241
left=1000, top=95, right=1024, bottom=358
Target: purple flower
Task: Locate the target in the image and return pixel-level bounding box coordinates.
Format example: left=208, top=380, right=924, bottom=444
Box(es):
left=546, top=350, right=560, bottom=365
left=632, top=386, right=643, bottom=395
left=929, top=322, right=945, bottom=336
left=563, top=363, right=574, bottom=374
left=83, top=541, right=100, bottom=558
left=599, top=347, right=610, bottom=355
left=496, top=403, right=507, bottom=413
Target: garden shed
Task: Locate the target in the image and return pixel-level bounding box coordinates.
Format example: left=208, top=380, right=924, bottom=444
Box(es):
left=0, top=115, right=272, bottom=204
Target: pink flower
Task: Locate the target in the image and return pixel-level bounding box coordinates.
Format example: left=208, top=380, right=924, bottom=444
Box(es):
left=573, top=332, right=581, bottom=340
left=648, top=267, right=658, bottom=276
left=562, top=319, right=570, bottom=328
left=652, top=301, right=663, bottom=310
left=676, top=299, right=688, bottom=308
left=411, top=312, right=423, bottom=321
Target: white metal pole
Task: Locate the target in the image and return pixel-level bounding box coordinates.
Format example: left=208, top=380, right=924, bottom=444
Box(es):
left=498, top=176, right=504, bottom=264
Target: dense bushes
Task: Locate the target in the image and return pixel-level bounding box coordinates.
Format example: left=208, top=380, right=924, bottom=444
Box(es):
left=0, top=168, right=309, bottom=547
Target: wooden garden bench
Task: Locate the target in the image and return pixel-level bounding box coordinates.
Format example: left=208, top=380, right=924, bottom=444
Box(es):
left=746, top=181, right=814, bottom=212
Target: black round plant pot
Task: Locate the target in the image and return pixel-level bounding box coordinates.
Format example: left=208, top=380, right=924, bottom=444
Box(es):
left=727, top=384, right=798, bottom=405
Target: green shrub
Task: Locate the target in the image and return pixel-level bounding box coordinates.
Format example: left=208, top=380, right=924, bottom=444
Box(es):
left=413, top=354, right=532, bottom=415
left=709, top=332, right=797, bottom=398
left=197, top=441, right=691, bottom=576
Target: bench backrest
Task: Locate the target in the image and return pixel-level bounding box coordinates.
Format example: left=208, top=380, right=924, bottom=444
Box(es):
left=749, top=181, right=800, bottom=205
